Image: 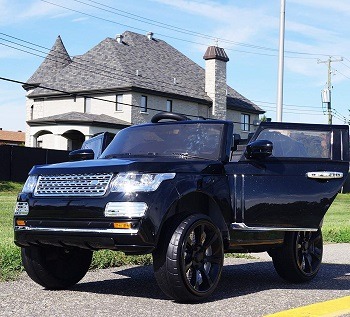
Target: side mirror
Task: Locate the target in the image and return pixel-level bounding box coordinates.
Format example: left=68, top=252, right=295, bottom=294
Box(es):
left=69, top=149, right=95, bottom=161
left=244, top=140, right=273, bottom=160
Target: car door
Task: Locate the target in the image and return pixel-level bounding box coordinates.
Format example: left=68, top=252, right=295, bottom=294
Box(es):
left=225, top=122, right=349, bottom=230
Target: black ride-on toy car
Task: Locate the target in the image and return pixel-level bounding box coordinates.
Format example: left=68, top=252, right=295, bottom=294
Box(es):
left=14, top=112, right=349, bottom=302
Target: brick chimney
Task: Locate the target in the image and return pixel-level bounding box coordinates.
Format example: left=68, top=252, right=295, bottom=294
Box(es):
left=203, top=46, right=229, bottom=120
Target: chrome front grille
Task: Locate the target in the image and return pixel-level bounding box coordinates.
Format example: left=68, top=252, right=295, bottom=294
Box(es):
left=34, top=173, right=113, bottom=197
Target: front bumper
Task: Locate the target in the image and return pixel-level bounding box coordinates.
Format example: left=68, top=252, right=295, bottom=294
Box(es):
left=14, top=218, right=155, bottom=254
left=15, top=226, right=154, bottom=254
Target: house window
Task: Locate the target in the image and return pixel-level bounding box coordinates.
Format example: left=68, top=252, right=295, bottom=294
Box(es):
left=141, top=95, right=148, bottom=113
left=30, top=105, right=34, bottom=120
left=116, top=94, right=123, bottom=111
left=84, top=97, right=91, bottom=113
left=166, top=100, right=173, bottom=112
left=241, top=114, right=250, bottom=132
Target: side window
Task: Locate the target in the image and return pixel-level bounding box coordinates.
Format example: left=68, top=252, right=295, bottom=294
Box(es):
left=256, top=128, right=331, bottom=159
left=141, top=95, right=148, bottom=113
left=84, top=97, right=91, bottom=113
left=241, top=114, right=250, bottom=132
left=116, top=94, right=123, bottom=111
left=166, top=100, right=173, bottom=112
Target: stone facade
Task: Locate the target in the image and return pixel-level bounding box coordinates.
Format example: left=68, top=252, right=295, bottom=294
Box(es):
left=204, top=58, right=227, bottom=120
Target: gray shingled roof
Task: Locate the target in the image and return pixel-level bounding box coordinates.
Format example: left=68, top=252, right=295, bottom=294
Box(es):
left=26, top=36, right=72, bottom=86
left=27, top=31, right=264, bottom=114
left=27, top=112, right=130, bottom=128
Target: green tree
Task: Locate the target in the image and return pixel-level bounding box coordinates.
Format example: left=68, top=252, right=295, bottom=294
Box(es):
left=260, top=115, right=268, bottom=122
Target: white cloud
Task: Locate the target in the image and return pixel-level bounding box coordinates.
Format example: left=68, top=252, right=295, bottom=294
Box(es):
left=72, top=17, right=89, bottom=23
left=0, top=44, right=24, bottom=59
left=152, top=0, right=281, bottom=59
left=289, top=0, right=350, bottom=15
left=0, top=0, right=62, bottom=25
left=0, top=0, right=89, bottom=25
left=18, top=1, right=63, bottom=19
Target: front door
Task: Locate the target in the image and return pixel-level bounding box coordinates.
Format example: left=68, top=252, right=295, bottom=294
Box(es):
left=225, top=122, right=349, bottom=230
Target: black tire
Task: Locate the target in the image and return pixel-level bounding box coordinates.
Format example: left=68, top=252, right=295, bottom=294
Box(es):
left=21, top=246, right=92, bottom=289
left=153, top=214, right=224, bottom=302
left=271, top=229, right=323, bottom=283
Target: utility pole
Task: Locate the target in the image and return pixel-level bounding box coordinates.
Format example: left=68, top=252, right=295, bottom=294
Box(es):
left=276, top=0, right=286, bottom=122
left=318, top=56, right=343, bottom=124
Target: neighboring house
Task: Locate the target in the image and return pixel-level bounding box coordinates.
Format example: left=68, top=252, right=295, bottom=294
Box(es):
left=0, top=129, right=25, bottom=146
left=23, top=31, right=264, bottom=151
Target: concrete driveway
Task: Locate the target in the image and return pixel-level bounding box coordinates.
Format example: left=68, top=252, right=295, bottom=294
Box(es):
left=1, top=244, right=349, bottom=317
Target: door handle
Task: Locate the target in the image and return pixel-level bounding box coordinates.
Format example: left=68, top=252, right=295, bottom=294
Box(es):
left=306, top=171, right=343, bottom=180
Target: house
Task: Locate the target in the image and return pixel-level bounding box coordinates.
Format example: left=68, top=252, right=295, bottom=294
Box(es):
left=23, top=31, right=264, bottom=151
left=0, top=129, right=25, bottom=146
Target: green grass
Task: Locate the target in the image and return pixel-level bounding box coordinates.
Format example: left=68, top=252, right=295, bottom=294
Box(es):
left=323, top=194, right=350, bottom=243
left=0, top=182, right=23, bottom=193
left=0, top=181, right=349, bottom=282
left=0, top=183, right=24, bottom=281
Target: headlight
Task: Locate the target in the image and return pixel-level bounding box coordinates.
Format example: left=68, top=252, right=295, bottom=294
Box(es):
left=22, top=175, right=38, bottom=193
left=110, top=173, right=175, bottom=193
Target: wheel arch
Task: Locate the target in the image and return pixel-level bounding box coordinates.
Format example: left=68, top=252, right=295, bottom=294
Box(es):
left=155, top=191, right=230, bottom=250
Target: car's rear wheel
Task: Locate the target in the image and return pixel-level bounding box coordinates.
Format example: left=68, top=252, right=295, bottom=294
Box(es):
left=21, top=246, right=92, bottom=289
left=153, top=214, right=224, bottom=302
left=271, top=229, right=323, bottom=282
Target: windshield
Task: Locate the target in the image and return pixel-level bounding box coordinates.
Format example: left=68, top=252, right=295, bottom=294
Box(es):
left=100, top=122, right=224, bottom=160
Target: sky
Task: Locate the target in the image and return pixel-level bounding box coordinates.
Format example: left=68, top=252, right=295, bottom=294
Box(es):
left=1, top=0, right=350, bottom=132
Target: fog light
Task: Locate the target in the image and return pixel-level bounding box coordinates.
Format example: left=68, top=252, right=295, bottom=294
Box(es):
left=105, top=202, right=148, bottom=218
left=16, top=220, right=26, bottom=226
left=113, top=222, right=133, bottom=229
left=14, top=202, right=29, bottom=216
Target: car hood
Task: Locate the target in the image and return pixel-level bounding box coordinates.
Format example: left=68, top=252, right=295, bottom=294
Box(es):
left=29, top=157, right=225, bottom=175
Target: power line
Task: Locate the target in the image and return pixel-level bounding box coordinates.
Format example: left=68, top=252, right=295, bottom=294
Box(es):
left=261, top=106, right=326, bottom=116
left=340, top=61, right=350, bottom=70
left=334, top=68, right=350, bottom=80
left=38, top=0, right=337, bottom=60
left=251, top=99, right=322, bottom=110
left=75, top=0, right=279, bottom=51
left=332, top=109, right=347, bottom=121
left=39, top=0, right=278, bottom=58
left=74, top=0, right=345, bottom=59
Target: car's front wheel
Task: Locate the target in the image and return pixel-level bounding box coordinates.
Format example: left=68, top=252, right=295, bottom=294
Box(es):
left=271, top=229, right=323, bottom=283
left=21, top=246, right=92, bottom=289
left=153, top=214, right=224, bottom=302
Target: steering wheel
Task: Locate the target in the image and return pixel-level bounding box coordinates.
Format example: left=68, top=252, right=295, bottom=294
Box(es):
left=151, top=112, right=190, bottom=123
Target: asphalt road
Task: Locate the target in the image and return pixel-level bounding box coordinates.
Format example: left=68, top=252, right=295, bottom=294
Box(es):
left=1, top=244, right=349, bottom=317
